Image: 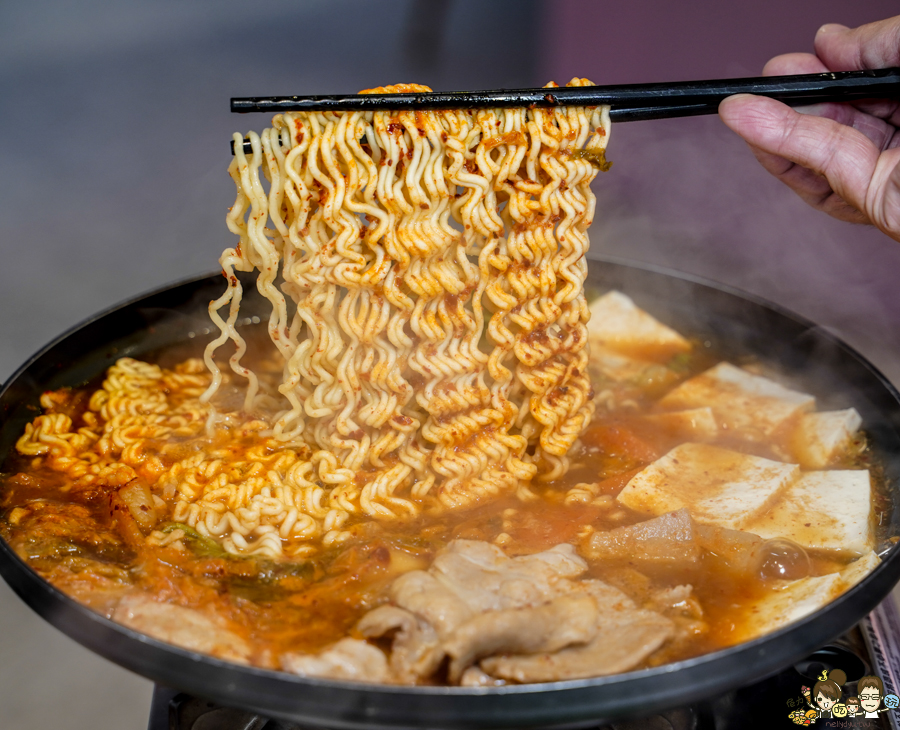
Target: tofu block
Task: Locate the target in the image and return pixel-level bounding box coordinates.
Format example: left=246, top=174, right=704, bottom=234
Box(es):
left=658, top=362, right=815, bottom=442
left=733, top=572, right=843, bottom=644
left=642, top=408, right=719, bottom=441
left=839, top=550, right=880, bottom=588
left=589, top=345, right=682, bottom=397
left=744, top=470, right=873, bottom=556
left=733, top=552, right=879, bottom=643
left=588, top=291, right=690, bottom=361
left=790, top=408, right=862, bottom=468
left=617, top=443, right=799, bottom=530
left=590, top=345, right=657, bottom=383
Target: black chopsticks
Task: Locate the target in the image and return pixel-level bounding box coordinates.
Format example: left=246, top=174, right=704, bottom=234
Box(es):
left=230, top=68, right=900, bottom=153
left=233, top=68, right=900, bottom=114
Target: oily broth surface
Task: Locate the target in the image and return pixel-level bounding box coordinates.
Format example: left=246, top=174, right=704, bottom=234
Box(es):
left=0, top=321, right=884, bottom=677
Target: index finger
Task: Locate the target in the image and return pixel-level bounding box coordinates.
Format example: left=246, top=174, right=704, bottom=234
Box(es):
left=718, top=94, right=879, bottom=215
left=815, top=17, right=900, bottom=72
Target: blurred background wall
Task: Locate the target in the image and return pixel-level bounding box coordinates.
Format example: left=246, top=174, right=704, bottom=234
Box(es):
left=0, top=1, right=898, bottom=727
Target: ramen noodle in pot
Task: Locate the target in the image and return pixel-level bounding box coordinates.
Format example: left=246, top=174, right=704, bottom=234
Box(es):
left=0, top=81, right=882, bottom=685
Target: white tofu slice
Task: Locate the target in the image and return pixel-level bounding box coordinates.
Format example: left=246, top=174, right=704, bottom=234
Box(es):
left=658, top=362, right=815, bottom=442
left=589, top=345, right=682, bottom=395
left=642, top=408, right=719, bottom=441
left=732, top=552, right=879, bottom=643
left=590, top=345, right=655, bottom=382
left=588, top=291, right=690, bottom=361
left=733, top=572, right=843, bottom=644
left=840, top=550, right=880, bottom=588
left=617, top=443, right=799, bottom=530
left=744, top=470, right=872, bottom=557
left=789, top=409, right=862, bottom=468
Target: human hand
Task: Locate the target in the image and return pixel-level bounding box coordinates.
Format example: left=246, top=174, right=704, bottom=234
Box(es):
left=718, top=17, right=900, bottom=242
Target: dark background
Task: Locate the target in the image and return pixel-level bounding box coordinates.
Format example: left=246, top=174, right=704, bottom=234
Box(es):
left=1, top=1, right=898, bottom=727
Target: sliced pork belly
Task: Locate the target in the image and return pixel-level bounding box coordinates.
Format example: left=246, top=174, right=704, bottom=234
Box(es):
left=281, top=638, right=391, bottom=683
left=459, top=666, right=507, bottom=687
left=617, top=443, right=799, bottom=530
left=584, top=508, right=700, bottom=566
left=387, top=570, right=474, bottom=635
left=427, top=540, right=587, bottom=612
left=443, top=594, right=599, bottom=681
left=658, top=362, right=815, bottom=442
left=358, top=540, right=675, bottom=685
left=113, top=594, right=251, bottom=664
left=481, top=612, right=672, bottom=683
left=357, top=605, right=441, bottom=681
left=480, top=581, right=673, bottom=682
left=588, top=291, right=690, bottom=361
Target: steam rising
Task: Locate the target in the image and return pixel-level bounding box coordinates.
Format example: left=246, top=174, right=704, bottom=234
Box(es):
left=588, top=115, right=900, bottom=385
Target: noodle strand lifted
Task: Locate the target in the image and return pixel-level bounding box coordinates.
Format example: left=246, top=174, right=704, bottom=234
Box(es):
left=16, top=80, right=611, bottom=559
left=202, top=80, right=611, bottom=531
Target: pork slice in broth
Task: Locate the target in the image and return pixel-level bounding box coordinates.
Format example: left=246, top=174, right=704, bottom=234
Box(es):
left=479, top=581, right=674, bottom=682
left=281, top=638, right=391, bottom=683
left=387, top=570, right=474, bottom=635
left=352, top=540, right=673, bottom=684
left=427, top=540, right=588, bottom=611
left=442, top=594, right=599, bottom=681
left=357, top=605, right=442, bottom=682
left=113, top=594, right=251, bottom=664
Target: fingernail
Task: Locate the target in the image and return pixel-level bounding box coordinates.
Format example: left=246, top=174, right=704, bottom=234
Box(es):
left=794, top=103, right=827, bottom=116
left=817, top=23, right=849, bottom=35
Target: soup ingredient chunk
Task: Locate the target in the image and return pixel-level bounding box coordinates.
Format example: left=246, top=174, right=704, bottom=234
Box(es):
left=744, top=470, right=873, bottom=556
left=479, top=580, right=673, bottom=682
left=588, top=291, right=691, bottom=361
left=589, top=345, right=680, bottom=387
left=584, top=508, right=700, bottom=566
left=641, top=407, right=719, bottom=441
left=360, top=540, right=602, bottom=682
left=659, top=363, right=815, bottom=442
left=789, top=409, right=863, bottom=468
left=283, top=540, right=676, bottom=684
left=617, top=443, right=799, bottom=529
left=732, top=551, right=879, bottom=643
left=113, top=594, right=251, bottom=664
left=281, top=638, right=391, bottom=683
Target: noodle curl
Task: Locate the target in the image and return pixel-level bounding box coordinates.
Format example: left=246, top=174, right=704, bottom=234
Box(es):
left=204, top=79, right=610, bottom=523
left=16, top=80, right=611, bottom=557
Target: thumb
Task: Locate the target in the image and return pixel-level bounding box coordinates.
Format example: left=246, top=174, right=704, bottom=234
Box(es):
left=815, top=16, right=900, bottom=71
